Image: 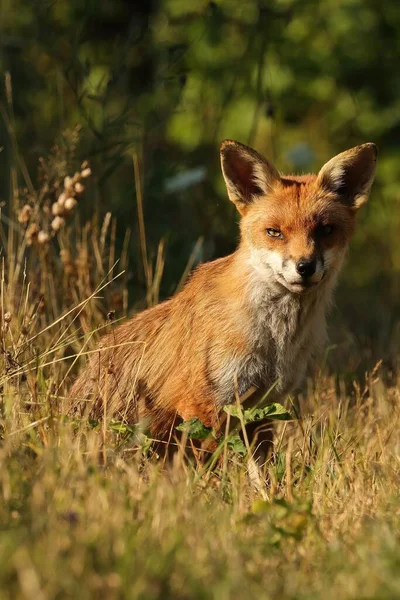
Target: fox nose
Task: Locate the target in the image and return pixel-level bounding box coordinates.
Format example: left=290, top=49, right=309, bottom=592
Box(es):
left=296, top=258, right=316, bottom=278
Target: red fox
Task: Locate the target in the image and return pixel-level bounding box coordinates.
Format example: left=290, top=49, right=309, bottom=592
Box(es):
left=69, top=140, right=377, bottom=454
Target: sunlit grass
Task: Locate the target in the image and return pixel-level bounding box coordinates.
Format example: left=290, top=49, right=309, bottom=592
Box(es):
left=0, top=370, right=399, bottom=599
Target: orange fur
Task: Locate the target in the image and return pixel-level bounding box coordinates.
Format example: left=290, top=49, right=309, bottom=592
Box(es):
left=69, top=140, right=377, bottom=452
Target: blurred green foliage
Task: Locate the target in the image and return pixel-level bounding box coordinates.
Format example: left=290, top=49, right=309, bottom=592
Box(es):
left=1, top=0, right=400, bottom=366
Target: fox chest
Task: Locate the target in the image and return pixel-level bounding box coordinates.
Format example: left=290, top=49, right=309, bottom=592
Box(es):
left=216, top=297, right=322, bottom=406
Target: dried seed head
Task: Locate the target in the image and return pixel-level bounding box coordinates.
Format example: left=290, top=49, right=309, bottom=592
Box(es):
left=38, top=230, right=50, bottom=245
left=52, top=202, right=63, bottom=216
left=2, top=312, right=11, bottom=333
left=64, top=197, right=77, bottom=211
left=64, top=176, right=73, bottom=192
left=51, top=216, right=65, bottom=231
left=70, top=172, right=80, bottom=187
left=26, top=223, right=39, bottom=245
left=74, top=182, right=85, bottom=194
left=18, top=204, right=32, bottom=224
left=81, top=167, right=91, bottom=178
left=57, top=192, right=67, bottom=206
left=81, top=160, right=89, bottom=169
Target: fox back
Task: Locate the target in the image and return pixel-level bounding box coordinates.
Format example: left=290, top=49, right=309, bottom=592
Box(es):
left=69, top=140, right=377, bottom=440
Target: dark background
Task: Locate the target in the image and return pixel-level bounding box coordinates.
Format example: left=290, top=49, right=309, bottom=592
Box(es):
left=1, top=0, right=400, bottom=372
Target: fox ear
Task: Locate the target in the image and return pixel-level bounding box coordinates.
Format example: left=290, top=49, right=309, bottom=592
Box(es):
left=317, top=143, right=377, bottom=210
left=220, top=140, right=280, bottom=214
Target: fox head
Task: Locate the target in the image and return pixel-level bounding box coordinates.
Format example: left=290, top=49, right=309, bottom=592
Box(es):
left=220, top=140, right=377, bottom=294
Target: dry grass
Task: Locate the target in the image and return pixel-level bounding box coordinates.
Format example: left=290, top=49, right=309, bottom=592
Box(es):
left=1, top=99, right=400, bottom=598
left=1, top=359, right=400, bottom=599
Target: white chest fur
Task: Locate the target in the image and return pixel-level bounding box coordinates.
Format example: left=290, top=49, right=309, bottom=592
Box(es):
left=217, top=280, right=330, bottom=407
left=249, top=290, right=325, bottom=393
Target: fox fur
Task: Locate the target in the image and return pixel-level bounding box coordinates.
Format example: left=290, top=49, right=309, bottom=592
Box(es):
left=69, top=140, right=377, bottom=450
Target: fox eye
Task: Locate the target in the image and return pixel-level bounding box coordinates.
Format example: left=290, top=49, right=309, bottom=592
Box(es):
left=266, top=228, right=283, bottom=239
left=318, top=224, right=333, bottom=236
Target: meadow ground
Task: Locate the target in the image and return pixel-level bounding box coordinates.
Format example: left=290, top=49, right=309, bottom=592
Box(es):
left=2, top=372, right=400, bottom=600
left=1, top=151, right=400, bottom=600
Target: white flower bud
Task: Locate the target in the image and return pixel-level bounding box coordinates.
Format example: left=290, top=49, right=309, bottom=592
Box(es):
left=52, top=202, right=63, bottom=216
left=64, top=197, right=77, bottom=211
left=38, top=231, right=50, bottom=244
left=81, top=167, right=91, bottom=178
left=51, top=216, right=65, bottom=231
left=26, top=223, right=39, bottom=245
left=18, top=204, right=32, bottom=224
left=64, top=176, right=73, bottom=191
left=57, top=192, right=67, bottom=206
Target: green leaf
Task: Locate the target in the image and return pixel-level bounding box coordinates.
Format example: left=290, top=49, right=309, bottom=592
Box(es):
left=140, top=434, right=153, bottom=458
left=223, top=402, right=293, bottom=423
left=175, top=418, right=213, bottom=440
left=226, top=434, right=247, bottom=457
left=108, top=420, right=137, bottom=435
